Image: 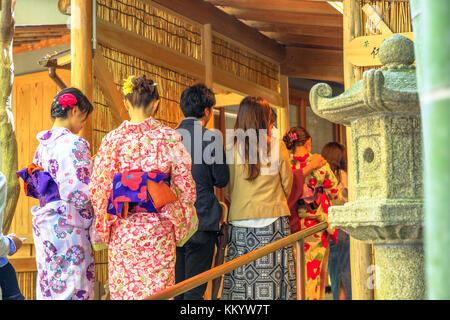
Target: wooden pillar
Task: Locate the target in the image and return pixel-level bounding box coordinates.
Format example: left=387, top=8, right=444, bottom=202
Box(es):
left=71, top=0, right=93, bottom=145
left=300, top=98, right=307, bottom=129
left=343, top=0, right=374, bottom=300
left=203, top=23, right=214, bottom=130
left=279, top=75, right=290, bottom=136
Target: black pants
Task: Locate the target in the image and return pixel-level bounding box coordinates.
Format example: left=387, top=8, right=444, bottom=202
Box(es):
left=174, top=231, right=216, bottom=300
left=0, top=262, right=25, bottom=300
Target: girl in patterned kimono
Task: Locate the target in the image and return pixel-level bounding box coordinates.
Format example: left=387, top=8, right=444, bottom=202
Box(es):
left=89, top=75, right=198, bottom=300
left=17, top=88, right=100, bottom=300
left=283, top=127, right=342, bottom=300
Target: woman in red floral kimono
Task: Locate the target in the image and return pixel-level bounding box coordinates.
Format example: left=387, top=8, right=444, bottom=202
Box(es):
left=89, top=75, right=198, bottom=300
left=283, top=127, right=342, bottom=300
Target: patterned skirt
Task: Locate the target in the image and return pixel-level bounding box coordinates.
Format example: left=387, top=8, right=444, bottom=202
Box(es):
left=221, top=217, right=297, bottom=300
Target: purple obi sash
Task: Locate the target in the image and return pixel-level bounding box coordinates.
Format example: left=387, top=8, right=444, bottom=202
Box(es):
left=107, top=170, right=171, bottom=218
left=16, top=164, right=61, bottom=207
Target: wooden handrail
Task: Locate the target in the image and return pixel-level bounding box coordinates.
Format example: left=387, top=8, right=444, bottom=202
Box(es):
left=145, top=222, right=328, bottom=300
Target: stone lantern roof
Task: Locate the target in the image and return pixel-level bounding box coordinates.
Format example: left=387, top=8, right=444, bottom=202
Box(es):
left=310, top=34, right=419, bottom=126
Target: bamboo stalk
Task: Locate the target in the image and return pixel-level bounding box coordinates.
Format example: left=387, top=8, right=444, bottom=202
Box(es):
left=145, top=222, right=328, bottom=300
left=410, top=0, right=450, bottom=300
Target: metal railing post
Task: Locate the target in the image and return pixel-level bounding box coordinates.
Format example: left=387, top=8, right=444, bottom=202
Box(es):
left=296, top=239, right=306, bottom=300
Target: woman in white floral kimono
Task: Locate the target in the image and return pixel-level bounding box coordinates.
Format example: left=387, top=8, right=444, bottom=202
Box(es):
left=17, top=88, right=102, bottom=300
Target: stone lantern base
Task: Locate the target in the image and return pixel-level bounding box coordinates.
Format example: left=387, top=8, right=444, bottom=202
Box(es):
left=373, top=243, right=424, bottom=300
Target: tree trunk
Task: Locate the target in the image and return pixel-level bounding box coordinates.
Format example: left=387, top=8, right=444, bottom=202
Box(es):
left=0, top=0, right=19, bottom=234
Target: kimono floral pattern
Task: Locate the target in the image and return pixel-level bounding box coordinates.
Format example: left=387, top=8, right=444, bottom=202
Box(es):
left=291, top=153, right=341, bottom=300
left=89, top=117, right=198, bottom=300
left=30, top=127, right=101, bottom=300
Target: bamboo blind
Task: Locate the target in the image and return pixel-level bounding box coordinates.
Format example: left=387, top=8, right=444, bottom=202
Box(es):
left=96, top=0, right=202, bottom=60
left=359, top=0, right=412, bottom=71
left=360, top=0, right=411, bottom=34
left=92, top=43, right=196, bottom=155
left=212, top=34, right=280, bottom=92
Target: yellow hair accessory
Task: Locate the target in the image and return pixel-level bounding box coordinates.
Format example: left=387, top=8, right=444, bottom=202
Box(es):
left=122, top=75, right=135, bottom=96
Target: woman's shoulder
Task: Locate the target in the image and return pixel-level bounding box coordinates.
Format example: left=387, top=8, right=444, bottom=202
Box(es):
left=153, top=121, right=182, bottom=143
left=60, top=131, right=91, bottom=151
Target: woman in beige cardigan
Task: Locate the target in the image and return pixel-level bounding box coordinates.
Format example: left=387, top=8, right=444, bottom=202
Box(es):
left=221, top=96, right=296, bottom=300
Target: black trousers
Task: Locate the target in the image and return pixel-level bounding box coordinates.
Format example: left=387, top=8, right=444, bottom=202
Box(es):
left=174, top=231, right=216, bottom=300
left=0, top=262, right=25, bottom=300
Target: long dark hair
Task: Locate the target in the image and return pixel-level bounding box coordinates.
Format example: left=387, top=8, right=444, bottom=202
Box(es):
left=234, top=96, right=272, bottom=181
left=321, top=142, right=347, bottom=183
left=51, top=87, right=93, bottom=120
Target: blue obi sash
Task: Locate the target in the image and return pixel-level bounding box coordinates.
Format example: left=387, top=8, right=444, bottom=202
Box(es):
left=16, top=164, right=61, bottom=207
left=107, top=170, right=171, bottom=218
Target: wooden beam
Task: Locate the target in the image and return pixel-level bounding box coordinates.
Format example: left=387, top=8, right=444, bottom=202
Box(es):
left=243, top=21, right=342, bottom=38
left=148, top=0, right=286, bottom=62
left=71, top=0, right=93, bottom=145
left=300, top=98, right=307, bottom=129
left=279, top=75, right=290, bottom=135
left=206, top=0, right=340, bottom=15
left=96, top=19, right=206, bottom=81
left=203, top=23, right=214, bottom=129
left=13, top=34, right=71, bottom=54
left=9, top=257, right=37, bottom=272
left=260, top=32, right=343, bottom=48
left=222, top=8, right=343, bottom=28
left=215, top=92, right=244, bottom=107
left=281, top=46, right=343, bottom=83
left=213, top=67, right=282, bottom=107
left=14, top=24, right=69, bottom=33
left=93, top=49, right=129, bottom=128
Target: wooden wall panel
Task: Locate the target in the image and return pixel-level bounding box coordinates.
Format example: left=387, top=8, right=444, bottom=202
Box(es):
left=11, top=71, right=70, bottom=245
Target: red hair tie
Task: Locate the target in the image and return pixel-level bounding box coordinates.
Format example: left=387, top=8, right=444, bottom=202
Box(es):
left=58, top=93, right=77, bottom=109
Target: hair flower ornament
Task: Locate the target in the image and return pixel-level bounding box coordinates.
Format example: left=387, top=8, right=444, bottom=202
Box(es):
left=288, top=132, right=298, bottom=141
left=122, top=75, right=135, bottom=96
left=58, top=93, right=77, bottom=109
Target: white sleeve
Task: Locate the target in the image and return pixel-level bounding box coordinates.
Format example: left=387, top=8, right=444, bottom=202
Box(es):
left=0, top=172, right=11, bottom=258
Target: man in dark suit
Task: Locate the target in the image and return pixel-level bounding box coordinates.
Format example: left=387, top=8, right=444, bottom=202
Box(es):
left=174, top=83, right=229, bottom=300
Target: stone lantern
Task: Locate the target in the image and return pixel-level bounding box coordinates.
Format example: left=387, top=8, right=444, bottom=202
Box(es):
left=309, top=34, right=424, bottom=300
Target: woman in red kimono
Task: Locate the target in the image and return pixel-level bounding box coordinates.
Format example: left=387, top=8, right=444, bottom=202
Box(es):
left=89, top=75, right=198, bottom=300
left=283, top=127, right=342, bottom=300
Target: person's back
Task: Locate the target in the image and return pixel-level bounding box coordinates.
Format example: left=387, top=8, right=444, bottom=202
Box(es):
left=174, top=83, right=229, bottom=300
left=89, top=75, right=198, bottom=300
left=177, top=119, right=228, bottom=231
left=221, top=97, right=296, bottom=300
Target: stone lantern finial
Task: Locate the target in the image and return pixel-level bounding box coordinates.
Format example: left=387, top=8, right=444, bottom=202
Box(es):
left=378, top=34, right=415, bottom=67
